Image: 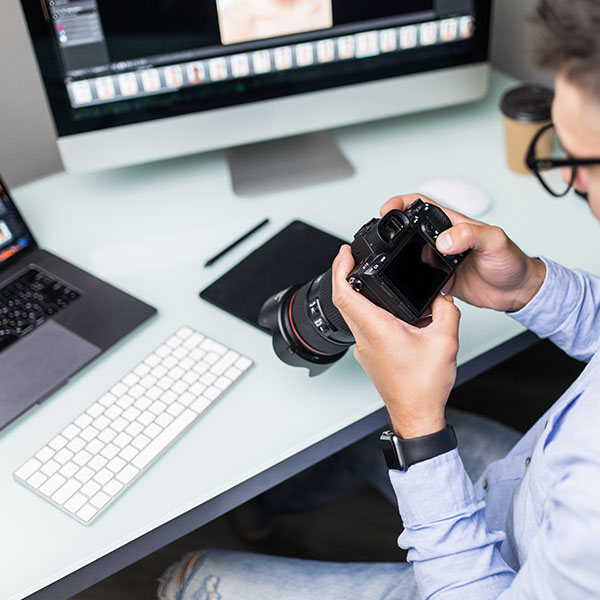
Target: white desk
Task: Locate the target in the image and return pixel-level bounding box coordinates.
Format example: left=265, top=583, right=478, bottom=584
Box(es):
left=3, top=70, right=599, bottom=600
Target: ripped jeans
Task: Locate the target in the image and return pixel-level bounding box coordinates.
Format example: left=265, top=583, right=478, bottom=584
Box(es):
left=157, top=408, right=521, bottom=600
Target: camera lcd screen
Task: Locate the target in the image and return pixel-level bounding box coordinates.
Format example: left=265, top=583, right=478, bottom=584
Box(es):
left=381, top=232, right=452, bottom=315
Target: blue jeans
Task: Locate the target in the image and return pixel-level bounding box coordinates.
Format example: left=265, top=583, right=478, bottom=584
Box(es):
left=157, top=408, right=521, bottom=600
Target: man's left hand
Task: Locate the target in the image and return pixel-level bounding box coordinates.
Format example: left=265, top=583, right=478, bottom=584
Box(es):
left=331, top=244, right=461, bottom=439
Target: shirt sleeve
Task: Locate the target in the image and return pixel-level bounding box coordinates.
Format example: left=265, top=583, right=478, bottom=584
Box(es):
left=510, top=257, right=600, bottom=362
left=391, top=443, right=600, bottom=599
left=390, top=450, right=515, bottom=599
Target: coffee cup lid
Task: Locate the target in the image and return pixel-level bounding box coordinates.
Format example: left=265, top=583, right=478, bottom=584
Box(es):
left=500, top=85, right=554, bottom=123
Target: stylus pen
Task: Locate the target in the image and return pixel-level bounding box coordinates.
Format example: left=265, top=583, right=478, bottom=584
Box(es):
left=204, top=218, right=270, bottom=267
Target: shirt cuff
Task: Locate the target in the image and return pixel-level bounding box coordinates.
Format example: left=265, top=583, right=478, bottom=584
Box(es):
left=509, top=257, right=581, bottom=337
left=389, top=448, right=476, bottom=526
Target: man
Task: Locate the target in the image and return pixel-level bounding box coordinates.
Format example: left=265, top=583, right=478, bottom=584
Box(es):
left=159, top=1, right=600, bottom=597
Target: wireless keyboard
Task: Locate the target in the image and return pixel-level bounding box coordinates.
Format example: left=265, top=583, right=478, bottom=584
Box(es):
left=13, top=326, right=253, bottom=524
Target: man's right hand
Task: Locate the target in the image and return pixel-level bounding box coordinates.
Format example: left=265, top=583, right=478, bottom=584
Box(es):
left=381, top=194, right=547, bottom=313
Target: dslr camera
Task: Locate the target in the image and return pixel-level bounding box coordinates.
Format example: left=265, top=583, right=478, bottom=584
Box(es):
left=259, top=199, right=467, bottom=376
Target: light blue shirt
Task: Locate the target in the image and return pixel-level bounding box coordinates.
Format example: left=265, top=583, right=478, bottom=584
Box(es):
left=390, top=257, right=600, bottom=599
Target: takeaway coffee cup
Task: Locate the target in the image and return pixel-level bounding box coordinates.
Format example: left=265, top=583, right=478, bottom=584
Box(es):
left=500, top=85, right=554, bottom=174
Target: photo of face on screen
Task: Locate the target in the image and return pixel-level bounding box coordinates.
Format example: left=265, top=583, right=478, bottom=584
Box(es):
left=217, top=0, right=333, bottom=45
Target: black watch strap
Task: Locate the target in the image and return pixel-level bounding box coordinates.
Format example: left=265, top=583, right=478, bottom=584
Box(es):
left=380, top=425, right=457, bottom=471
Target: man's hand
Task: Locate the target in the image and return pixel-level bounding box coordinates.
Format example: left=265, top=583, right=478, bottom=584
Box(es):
left=332, top=245, right=460, bottom=439
left=381, top=194, right=547, bottom=312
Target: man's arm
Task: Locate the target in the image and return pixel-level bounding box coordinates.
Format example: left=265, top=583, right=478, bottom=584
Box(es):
left=510, top=257, right=600, bottom=362
left=392, top=422, right=600, bottom=599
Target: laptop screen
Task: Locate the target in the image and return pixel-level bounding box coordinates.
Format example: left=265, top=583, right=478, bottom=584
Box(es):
left=0, top=181, right=35, bottom=267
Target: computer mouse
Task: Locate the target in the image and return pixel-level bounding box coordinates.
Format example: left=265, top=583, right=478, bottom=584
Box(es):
left=418, top=177, right=492, bottom=218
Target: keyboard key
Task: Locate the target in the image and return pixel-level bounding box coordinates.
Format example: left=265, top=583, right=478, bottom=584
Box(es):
left=86, top=439, right=104, bottom=455
left=134, top=396, right=152, bottom=411
left=15, top=458, right=41, bottom=481
left=145, top=353, right=161, bottom=367
left=110, top=382, right=128, bottom=397
left=132, top=410, right=196, bottom=469
left=75, top=467, right=95, bottom=483
left=64, top=493, right=87, bottom=514
left=167, top=402, right=185, bottom=418
left=189, top=348, right=206, bottom=361
left=100, top=443, right=119, bottom=460
left=81, top=480, right=101, bottom=497
left=204, top=386, right=222, bottom=402
left=162, top=355, right=178, bottom=369
left=121, top=373, right=139, bottom=388
left=139, top=375, right=157, bottom=389
left=166, top=335, right=182, bottom=349
left=116, top=394, right=136, bottom=409
left=27, top=472, right=47, bottom=489
left=133, top=363, right=151, bottom=377
left=111, top=417, right=128, bottom=432
left=98, top=393, right=117, bottom=407
left=52, top=479, right=81, bottom=505
left=59, top=462, right=79, bottom=479
left=146, top=386, right=162, bottom=401
left=125, top=421, right=144, bottom=437
left=35, top=446, right=55, bottom=463
left=173, top=346, right=188, bottom=360
left=61, top=424, right=81, bottom=440
left=105, top=479, right=123, bottom=496
left=73, top=450, right=92, bottom=467
left=88, top=455, right=108, bottom=471
left=87, top=402, right=105, bottom=418
left=149, top=400, right=167, bottom=415
left=94, top=468, right=113, bottom=486
left=80, top=426, right=99, bottom=442
left=145, top=423, right=162, bottom=439
left=107, top=457, right=126, bottom=473
left=155, top=413, right=173, bottom=428
left=225, top=366, right=242, bottom=380
left=161, top=390, right=178, bottom=405
left=176, top=326, right=193, bottom=339
left=201, top=338, right=227, bottom=355
left=151, top=365, right=167, bottom=379
left=193, top=361, right=209, bottom=375
left=214, top=376, right=232, bottom=391
left=67, top=438, right=86, bottom=453
left=116, top=464, right=139, bottom=485
left=98, top=428, right=117, bottom=444
left=122, top=406, right=141, bottom=422
left=190, top=397, right=211, bottom=415
left=55, top=448, right=74, bottom=465
left=41, top=460, right=60, bottom=477
left=137, top=411, right=154, bottom=426
left=200, top=373, right=217, bottom=386
left=48, top=434, right=68, bottom=451
left=93, top=415, right=111, bottom=431
left=189, top=382, right=207, bottom=397
left=131, top=434, right=151, bottom=450
left=204, top=352, right=219, bottom=365
left=40, top=474, right=66, bottom=497
left=104, top=405, right=122, bottom=420
left=155, top=344, right=170, bottom=358
left=211, top=351, right=239, bottom=376
left=119, top=445, right=138, bottom=462
left=184, top=333, right=204, bottom=350
left=129, top=384, right=145, bottom=399
left=90, top=491, right=110, bottom=509
left=113, top=432, right=132, bottom=448
left=77, top=504, right=97, bottom=523
left=236, top=356, right=252, bottom=371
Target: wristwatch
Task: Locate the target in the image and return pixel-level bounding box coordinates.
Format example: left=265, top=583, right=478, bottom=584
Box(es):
left=380, top=425, right=457, bottom=471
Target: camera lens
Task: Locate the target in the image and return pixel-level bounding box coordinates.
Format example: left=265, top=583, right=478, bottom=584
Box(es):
left=258, top=268, right=354, bottom=376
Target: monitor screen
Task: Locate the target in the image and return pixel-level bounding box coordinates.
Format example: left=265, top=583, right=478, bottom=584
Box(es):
left=0, top=181, right=34, bottom=267
left=22, top=0, right=489, bottom=138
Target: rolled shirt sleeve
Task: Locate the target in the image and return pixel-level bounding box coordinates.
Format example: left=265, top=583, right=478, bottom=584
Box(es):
left=510, top=257, right=600, bottom=362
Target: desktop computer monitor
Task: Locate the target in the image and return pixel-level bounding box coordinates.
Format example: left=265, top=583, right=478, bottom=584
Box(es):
left=21, top=0, right=491, bottom=192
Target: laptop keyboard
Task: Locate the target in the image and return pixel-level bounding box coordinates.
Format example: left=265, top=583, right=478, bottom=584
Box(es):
left=0, top=267, right=81, bottom=352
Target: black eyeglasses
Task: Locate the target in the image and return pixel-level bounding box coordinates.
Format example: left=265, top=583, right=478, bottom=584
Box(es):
left=526, top=122, right=600, bottom=197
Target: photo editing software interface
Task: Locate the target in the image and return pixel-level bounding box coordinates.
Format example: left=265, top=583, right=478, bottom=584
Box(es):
left=0, top=184, right=32, bottom=266
left=26, top=0, right=484, bottom=135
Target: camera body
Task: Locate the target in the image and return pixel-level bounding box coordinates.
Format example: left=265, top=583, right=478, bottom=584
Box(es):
left=345, top=199, right=467, bottom=323
left=259, top=199, right=467, bottom=376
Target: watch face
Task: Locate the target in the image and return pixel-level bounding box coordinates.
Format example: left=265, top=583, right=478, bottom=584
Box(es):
left=380, top=430, right=404, bottom=471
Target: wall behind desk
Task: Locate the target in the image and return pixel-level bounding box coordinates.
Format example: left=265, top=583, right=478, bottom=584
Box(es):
left=0, top=0, right=553, bottom=188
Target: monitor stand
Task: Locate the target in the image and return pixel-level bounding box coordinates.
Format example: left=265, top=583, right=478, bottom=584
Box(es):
left=225, top=131, right=354, bottom=196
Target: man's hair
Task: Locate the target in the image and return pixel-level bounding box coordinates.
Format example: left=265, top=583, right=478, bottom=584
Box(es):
left=530, top=0, right=600, bottom=98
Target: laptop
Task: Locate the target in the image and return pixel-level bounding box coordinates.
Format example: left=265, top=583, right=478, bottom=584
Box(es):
left=0, top=175, right=156, bottom=431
